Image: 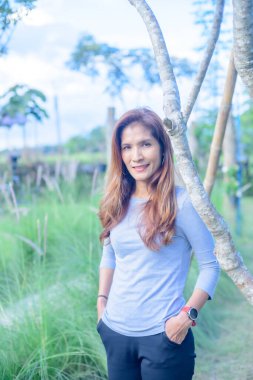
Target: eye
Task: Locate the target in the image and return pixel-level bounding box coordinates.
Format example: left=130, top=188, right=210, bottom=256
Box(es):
left=122, top=145, right=130, bottom=151
left=143, top=142, right=151, bottom=147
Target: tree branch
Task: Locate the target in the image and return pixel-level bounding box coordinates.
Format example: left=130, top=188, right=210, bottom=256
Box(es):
left=233, top=0, right=253, bottom=98
left=183, top=0, right=225, bottom=124
left=129, top=0, right=181, bottom=121
left=129, top=0, right=253, bottom=305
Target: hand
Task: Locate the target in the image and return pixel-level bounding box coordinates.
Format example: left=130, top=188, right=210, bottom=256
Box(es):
left=97, top=297, right=107, bottom=323
left=165, top=311, right=192, bottom=344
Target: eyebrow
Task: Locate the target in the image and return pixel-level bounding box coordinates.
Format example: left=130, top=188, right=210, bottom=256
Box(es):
left=121, top=138, right=153, bottom=147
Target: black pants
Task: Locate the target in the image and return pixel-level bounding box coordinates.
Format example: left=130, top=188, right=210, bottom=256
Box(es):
left=97, top=319, right=196, bottom=380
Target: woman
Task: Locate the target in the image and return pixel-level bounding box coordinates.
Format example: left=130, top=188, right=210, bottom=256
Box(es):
left=96, top=107, right=220, bottom=380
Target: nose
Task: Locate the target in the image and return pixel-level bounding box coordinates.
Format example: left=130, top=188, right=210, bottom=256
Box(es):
left=132, top=146, right=143, bottom=162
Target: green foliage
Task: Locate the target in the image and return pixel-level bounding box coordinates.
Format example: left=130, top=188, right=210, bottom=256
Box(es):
left=67, top=33, right=195, bottom=98
left=240, top=104, right=253, bottom=157
left=0, top=84, right=48, bottom=128
left=194, top=122, right=214, bottom=158
left=193, top=105, right=252, bottom=195
left=193, top=184, right=253, bottom=379
left=64, top=135, right=89, bottom=154
left=0, top=0, right=36, bottom=55
left=223, top=165, right=240, bottom=196
left=64, top=126, right=106, bottom=154
left=193, top=0, right=232, bottom=103
left=192, top=109, right=216, bottom=170
left=39, top=152, right=106, bottom=165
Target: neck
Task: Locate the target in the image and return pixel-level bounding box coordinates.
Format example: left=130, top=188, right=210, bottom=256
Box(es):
left=132, top=182, right=149, bottom=198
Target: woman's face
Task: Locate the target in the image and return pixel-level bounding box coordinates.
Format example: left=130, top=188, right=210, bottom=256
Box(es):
left=121, top=122, right=162, bottom=185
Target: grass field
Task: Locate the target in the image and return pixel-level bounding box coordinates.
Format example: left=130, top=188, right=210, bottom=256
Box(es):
left=0, top=151, right=106, bottom=166
left=0, top=177, right=252, bottom=379
left=193, top=193, right=253, bottom=380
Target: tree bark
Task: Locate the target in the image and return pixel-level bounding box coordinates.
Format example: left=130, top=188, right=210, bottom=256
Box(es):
left=183, top=0, right=225, bottom=124
left=204, top=51, right=237, bottom=196
left=129, top=0, right=253, bottom=305
left=233, top=0, right=253, bottom=97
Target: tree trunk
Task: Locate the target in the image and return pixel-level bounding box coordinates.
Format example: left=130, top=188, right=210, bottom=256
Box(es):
left=106, top=107, right=116, bottom=167
left=5, top=128, right=11, bottom=153
left=22, top=125, right=27, bottom=150
left=54, top=95, right=63, bottom=155
left=233, top=0, right=253, bottom=97
left=22, top=124, right=28, bottom=161
left=129, top=0, right=253, bottom=305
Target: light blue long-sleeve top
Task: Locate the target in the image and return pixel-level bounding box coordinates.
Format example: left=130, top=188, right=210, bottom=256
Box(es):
left=99, top=186, right=220, bottom=337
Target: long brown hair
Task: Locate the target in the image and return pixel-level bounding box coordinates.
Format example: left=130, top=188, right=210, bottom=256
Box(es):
left=99, top=107, right=177, bottom=251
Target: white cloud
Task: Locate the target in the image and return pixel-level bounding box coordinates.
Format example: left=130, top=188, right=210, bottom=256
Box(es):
left=22, top=9, right=54, bottom=27
left=0, top=53, right=54, bottom=87
left=0, top=0, right=212, bottom=151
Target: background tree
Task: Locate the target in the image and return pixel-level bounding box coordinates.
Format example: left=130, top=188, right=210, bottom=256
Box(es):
left=67, top=33, right=196, bottom=167
left=0, top=84, right=48, bottom=149
left=65, top=126, right=106, bottom=154
left=67, top=33, right=195, bottom=100
left=191, top=110, right=216, bottom=170
left=240, top=101, right=253, bottom=163
left=0, top=0, right=36, bottom=55
left=192, top=1, right=247, bottom=235
left=192, top=0, right=232, bottom=108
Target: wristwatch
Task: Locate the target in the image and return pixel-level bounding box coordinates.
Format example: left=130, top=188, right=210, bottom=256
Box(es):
left=181, top=306, right=198, bottom=326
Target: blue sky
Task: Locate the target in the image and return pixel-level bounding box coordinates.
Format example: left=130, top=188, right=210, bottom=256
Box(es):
left=0, top=0, right=218, bottom=150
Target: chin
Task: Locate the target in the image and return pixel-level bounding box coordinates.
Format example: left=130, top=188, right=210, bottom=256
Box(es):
left=135, top=175, right=151, bottom=182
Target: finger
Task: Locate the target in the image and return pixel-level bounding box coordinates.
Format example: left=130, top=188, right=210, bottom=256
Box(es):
left=178, top=333, right=187, bottom=344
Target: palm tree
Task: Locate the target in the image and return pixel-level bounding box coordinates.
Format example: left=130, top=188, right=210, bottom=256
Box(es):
left=0, top=84, right=48, bottom=150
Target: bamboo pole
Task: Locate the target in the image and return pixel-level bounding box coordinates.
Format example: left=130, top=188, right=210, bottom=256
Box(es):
left=204, top=51, right=237, bottom=196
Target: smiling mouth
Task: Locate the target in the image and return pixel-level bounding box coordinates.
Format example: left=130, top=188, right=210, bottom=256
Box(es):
left=132, top=164, right=149, bottom=171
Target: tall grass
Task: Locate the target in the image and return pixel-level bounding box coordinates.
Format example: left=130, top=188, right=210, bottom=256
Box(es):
left=0, top=177, right=252, bottom=379
left=192, top=185, right=253, bottom=379
left=0, top=178, right=107, bottom=379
